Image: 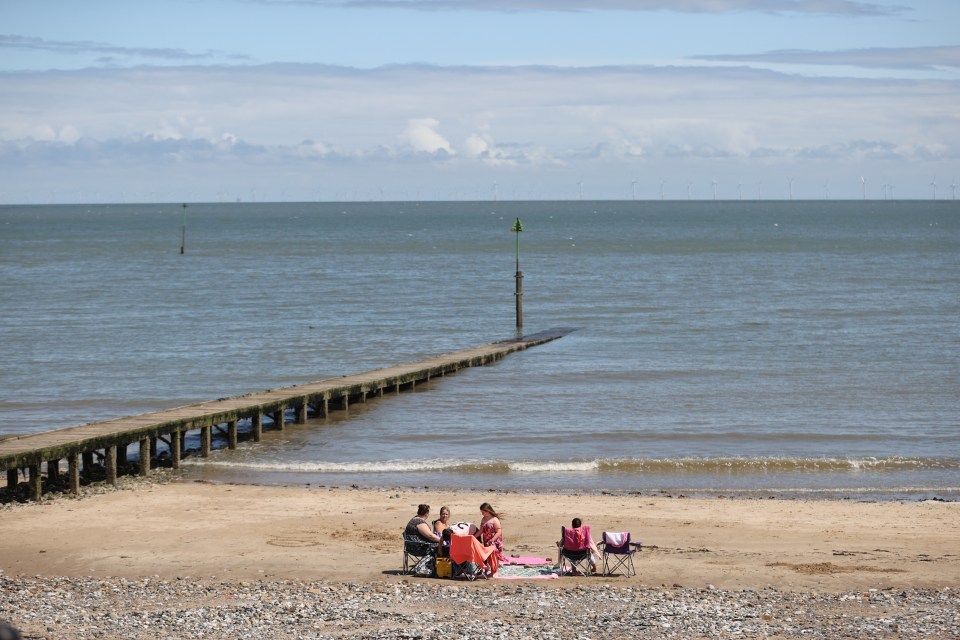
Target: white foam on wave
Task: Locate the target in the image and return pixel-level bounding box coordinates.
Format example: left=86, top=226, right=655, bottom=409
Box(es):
left=508, top=460, right=600, bottom=473
left=183, top=455, right=957, bottom=474
left=183, top=459, right=450, bottom=473
left=185, top=458, right=603, bottom=474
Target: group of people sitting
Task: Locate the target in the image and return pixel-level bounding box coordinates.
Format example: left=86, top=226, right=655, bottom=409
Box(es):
left=405, top=502, right=505, bottom=563
left=407, top=502, right=634, bottom=579
left=406, top=505, right=609, bottom=572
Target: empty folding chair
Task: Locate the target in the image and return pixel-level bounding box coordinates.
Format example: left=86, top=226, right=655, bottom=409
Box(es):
left=601, top=531, right=638, bottom=577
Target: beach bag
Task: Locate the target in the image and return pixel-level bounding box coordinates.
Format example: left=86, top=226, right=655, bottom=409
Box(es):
left=412, top=554, right=436, bottom=577
left=435, top=556, right=452, bottom=578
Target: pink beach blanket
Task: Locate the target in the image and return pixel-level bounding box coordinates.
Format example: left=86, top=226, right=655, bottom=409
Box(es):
left=502, top=556, right=551, bottom=566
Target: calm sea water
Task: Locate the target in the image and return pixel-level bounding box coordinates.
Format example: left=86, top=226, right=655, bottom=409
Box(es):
left=2, top=200, right=958, bottom=499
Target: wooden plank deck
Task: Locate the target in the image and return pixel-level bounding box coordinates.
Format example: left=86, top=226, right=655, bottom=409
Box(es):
left=1, top=329, right=571, bottom=500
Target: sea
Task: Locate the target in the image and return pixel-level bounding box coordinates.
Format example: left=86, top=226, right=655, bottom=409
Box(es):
left=2, top=200, right=958, bottom=501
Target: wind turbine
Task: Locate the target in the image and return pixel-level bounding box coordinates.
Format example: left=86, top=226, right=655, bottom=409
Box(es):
left=860, top=176, right=866, bottom=200
left=577, top=179, right=583, bottom=201
left=929, top=175, right=938, bottom=200
left=737, top=181, right=743, bottom=201
left=493, top=182, right=498, bottom=202
left=823, top=180, right=830, bottom=200
left=686, top=182, right=693, bottom=200
left=659, top=180, right=665, bottom=200
left=951, top=177, right=957, bottom=200
left=631, top=179, right=637, bottom=201
left=788, top=177, right=794, bottom=201
left=712, top=179, right=718, bottom=200
left=756, top=181, right=762, bottom=201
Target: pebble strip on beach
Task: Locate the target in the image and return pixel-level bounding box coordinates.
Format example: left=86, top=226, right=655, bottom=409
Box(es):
left=1, top=574, right=957, bottom=640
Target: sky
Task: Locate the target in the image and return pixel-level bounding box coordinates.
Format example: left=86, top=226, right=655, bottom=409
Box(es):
left=1, top=0, right=958, bottom=203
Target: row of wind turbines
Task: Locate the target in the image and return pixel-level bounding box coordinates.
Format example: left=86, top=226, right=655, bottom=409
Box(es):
left=925, top=175, right=957, bottom=201
left=562, top=177, right=960, bottom=201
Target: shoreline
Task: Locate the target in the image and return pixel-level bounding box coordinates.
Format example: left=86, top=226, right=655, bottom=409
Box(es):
left=5, top=466, right=959, bottom=507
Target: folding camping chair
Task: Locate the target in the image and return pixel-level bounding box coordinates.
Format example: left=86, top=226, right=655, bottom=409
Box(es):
left=558, top=526, right=595, bottom=576
left=449, top=533, right=497, bottom=580
left=402, top=534, right=438, bottom=576
left=601, top=531, right=638, bottom=577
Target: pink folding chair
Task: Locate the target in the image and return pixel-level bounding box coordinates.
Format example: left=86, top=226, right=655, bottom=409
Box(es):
left=558, top=526, right=594, bottom=576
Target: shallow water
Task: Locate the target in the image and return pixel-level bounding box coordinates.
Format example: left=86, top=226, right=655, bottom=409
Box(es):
left=3, top=200, right=959, bottom=499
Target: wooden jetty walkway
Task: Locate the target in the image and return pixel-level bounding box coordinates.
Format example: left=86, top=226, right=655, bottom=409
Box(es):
left=1, top=329, right=570, bottom=502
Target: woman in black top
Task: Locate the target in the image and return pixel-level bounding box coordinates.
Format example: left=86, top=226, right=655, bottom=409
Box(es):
left=405, top=504, right=441, bottom=543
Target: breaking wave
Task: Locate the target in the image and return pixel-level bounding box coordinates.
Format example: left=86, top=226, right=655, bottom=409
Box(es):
left=188, top=455, right=959, bottom=475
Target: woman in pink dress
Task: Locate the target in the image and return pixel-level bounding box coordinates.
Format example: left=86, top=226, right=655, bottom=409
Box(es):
left=478, top=502, right=504, bottom=562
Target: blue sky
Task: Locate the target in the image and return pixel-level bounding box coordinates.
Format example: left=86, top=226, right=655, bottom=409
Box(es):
left=1, top=0, right=958, bottom=202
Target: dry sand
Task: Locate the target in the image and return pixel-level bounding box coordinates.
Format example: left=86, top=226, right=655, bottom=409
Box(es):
left=1, top=479, right=957, bottom=590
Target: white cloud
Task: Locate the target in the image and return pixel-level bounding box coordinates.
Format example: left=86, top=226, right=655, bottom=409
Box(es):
left=695, top=46, right=960, bottom=71
left=262, top=0, right=905, bottom=17
left=25, top=124, right=81, bottom=144
left=399, top=118, right=454, bottom=155
left=463, top=133, right=488, bottom=157
left=145, top=119, right=185, bottom=141
left=464, top=132, right=518, bottom=166
left=0, top=34, right=247, bottom=63
left=0, top=61, right=957, bottom=200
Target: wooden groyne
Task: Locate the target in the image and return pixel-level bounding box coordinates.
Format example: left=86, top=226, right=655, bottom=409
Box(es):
left=1, top=329, right=571, bottom=501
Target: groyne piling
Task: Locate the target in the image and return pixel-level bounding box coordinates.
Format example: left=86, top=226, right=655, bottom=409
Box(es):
left=0, top=329, right=570, bottom=501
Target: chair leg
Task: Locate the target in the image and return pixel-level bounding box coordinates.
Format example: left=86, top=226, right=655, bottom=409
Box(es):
left=561, top=553, right=591, bottom=576
left=603, top=553, right=636, bottom=577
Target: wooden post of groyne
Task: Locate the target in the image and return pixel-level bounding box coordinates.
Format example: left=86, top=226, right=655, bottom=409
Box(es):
left=139, top=439, right=150, bottom=476
left=252, top=413, right=262, bottom=442
left=171, top=430, right=181, bottom=469
left=105, top=447, right=117, bottom=485
left=69, top=453, right=80, bottom=495
left=0, top=330, right=570, bottom=502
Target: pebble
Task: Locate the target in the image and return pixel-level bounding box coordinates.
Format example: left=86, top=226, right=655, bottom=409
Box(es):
left=0, top=575, right=956, bottom=639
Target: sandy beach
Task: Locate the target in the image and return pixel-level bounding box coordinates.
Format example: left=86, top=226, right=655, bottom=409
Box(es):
left=1, top=477, right=958, bottom=638
left=1, top=477, right=957, bottom=589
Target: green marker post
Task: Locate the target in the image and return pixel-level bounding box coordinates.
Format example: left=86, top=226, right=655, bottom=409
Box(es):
left=511, top=217, right=524, bottom=330
left=180, top=203, right=187, bottom=254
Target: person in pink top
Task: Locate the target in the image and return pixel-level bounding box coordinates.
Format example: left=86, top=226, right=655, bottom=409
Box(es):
left=478, top=502, right=504, bottom=562
left=557, top=517, right=600, bottom=572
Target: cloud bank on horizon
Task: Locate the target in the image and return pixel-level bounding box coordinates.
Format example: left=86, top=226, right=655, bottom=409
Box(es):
left=0, top=0, right=957, bottom=202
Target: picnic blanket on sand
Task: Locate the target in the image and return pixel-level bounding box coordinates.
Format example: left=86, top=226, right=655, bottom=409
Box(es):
left=495, top=556, right=559, bottom=580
